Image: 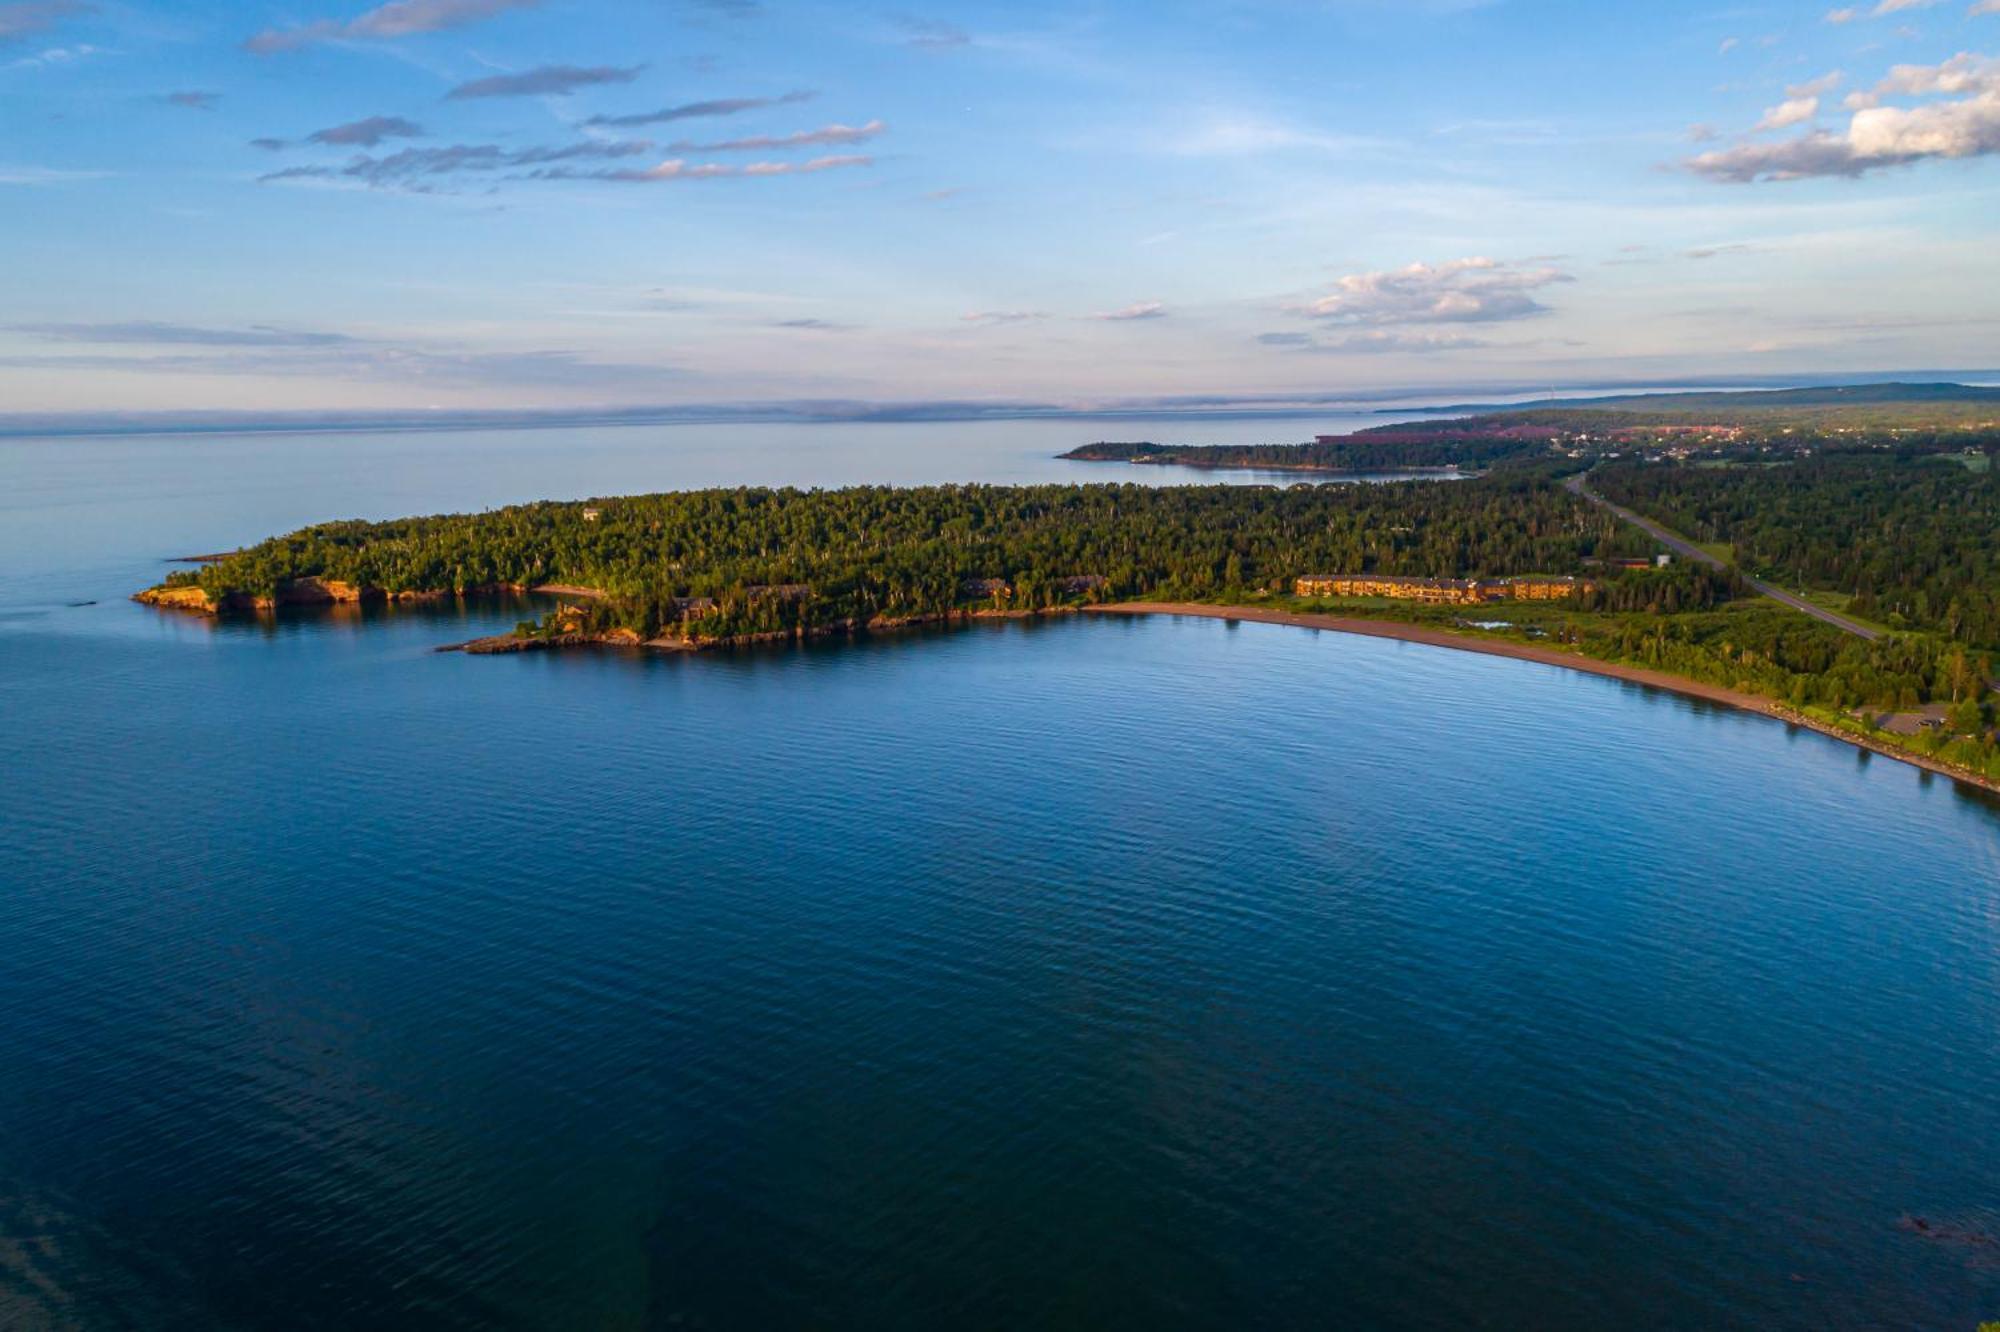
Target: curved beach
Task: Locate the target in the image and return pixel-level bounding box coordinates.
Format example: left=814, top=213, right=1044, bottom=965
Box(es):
left=1086, top=602, right=2000, bottom=798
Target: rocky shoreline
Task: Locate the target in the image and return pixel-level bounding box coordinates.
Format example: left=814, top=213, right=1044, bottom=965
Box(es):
left=134, top=577, right=600, bottom=615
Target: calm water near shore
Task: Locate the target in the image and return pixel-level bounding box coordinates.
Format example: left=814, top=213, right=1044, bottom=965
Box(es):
left=3, top=418, right=1999, bottom=1329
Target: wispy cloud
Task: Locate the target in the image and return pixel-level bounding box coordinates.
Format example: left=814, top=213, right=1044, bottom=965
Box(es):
left=1829, top=0, right=1941, bottom=18
left=1259, top=328, right=1486, bottom=354
left=307, top=115, right=425, bottom=147
left=0, top=344, right=683, bottom=390
left=445, top=63, right=643, bottom=99
left=583, top=90, right=814, bottom=129
left=12, top=320, right=359, bottom=347
left=535, top=153, right=873, bottom=182
left=664, top=120, right=883, bottom=152
left=1161, top=112, right=1387, bottom=158
left=1092, top=302, right=1167, bottom=321
left=0, top=0, right=89, bottom=42
left=6, top=40, right=97, bottom=66
left=246, top=0, right=538, bottom=54
left=0, top=164, right=108, bottom=184
left=1686, top=52, right=2000, bottom=180
left=1832, top=0, right=1936, bottom=19
left=1294, top=258, right=1571, bottom=326
left=961, top=310, right=1048, bottom=324
left=1316, top=331, right=1488, bottom=354
left=262, top=139, right=655, bottom=188
left=164, top=90, right=219, bottom=111
left=894, top=14, right=970, bottom=49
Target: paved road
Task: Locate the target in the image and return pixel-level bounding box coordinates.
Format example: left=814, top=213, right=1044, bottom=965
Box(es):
left=1565, top=472, right=1883, bottom=642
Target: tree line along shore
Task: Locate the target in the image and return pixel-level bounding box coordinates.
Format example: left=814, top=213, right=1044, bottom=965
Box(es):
left=139, top=415, right=2000, bottom=790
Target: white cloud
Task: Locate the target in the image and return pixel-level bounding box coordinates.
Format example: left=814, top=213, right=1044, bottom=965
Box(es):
left=960, top=310, right=1048, bottom=324
left=1686, top=51, right=2000, bottom=180
left=1091, top=302, right=1167, bottom=321
left=1756, top=96, right=1820, bottom=131
left=1294, top=257, right=1571, bottom=326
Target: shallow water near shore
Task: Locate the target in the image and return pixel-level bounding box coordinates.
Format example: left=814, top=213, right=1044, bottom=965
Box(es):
left=3, top=419, right=1999, bottom=1329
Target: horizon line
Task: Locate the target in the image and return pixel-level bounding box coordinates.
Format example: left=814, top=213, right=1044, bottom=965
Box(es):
left=5, top=370, right=1998, bottom=441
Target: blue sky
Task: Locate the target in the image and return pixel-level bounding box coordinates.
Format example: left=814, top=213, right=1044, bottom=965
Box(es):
left=3, top=0, right=1998, bottom=415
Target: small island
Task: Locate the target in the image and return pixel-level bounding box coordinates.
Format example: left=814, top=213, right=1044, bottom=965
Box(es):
left=138, top=404, right=2000, bottom=792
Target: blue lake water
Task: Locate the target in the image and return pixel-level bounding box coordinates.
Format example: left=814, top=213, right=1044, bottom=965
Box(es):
left=3, top=419, right=1998, bottom=1330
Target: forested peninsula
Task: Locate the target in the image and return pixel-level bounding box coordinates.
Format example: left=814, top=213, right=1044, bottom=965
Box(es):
left=139, top=405, right=2000, bottom=788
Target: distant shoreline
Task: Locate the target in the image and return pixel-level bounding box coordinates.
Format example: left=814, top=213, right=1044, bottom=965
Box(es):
left=1063, top=455, right=1474, bottom=477
left=1085, top=603, right=2000, bottom=798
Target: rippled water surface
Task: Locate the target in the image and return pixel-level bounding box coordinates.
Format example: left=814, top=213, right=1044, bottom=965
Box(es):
left=2, top=421, right=1998, bottom=1330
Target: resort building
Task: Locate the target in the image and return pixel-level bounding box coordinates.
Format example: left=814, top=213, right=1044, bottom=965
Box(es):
left=1294, top=573, right=1595, bottom=604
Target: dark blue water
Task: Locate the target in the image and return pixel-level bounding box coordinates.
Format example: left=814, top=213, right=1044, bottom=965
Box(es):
left=3, top=421, right=1999, bottom=1330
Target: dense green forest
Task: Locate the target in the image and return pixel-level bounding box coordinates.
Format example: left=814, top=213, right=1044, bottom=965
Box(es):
left=166, top=478, right=1653, bottom=641
left=1592, top=454, right=2000, bottom=650
left=149, top=467, right=2000, bottom=779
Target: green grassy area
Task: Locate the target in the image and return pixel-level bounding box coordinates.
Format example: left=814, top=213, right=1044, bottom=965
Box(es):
left=1697, top=541, right=1734, bottom=564
left=1795, top=588, right=1896, bottom=635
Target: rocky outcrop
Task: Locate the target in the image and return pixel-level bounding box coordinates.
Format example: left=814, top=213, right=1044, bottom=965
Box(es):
left=136, top=578, right=606, bottom=617
left=134, top=584, right=220, bottom=612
